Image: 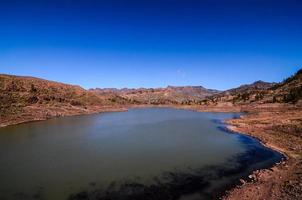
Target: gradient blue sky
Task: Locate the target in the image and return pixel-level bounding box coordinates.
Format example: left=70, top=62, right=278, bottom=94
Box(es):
left=0, top=0, right=301, bottom=90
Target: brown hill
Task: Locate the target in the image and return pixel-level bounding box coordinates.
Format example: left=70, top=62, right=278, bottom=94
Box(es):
left=90, top=86, right=220, bottom=105
left=0, top=74, right=122, bottom=127
left=269, top=69, right=302, bottom=103
left=226, top=81, right=275, bottom=94
left=203, top=68, right=302, bottom=106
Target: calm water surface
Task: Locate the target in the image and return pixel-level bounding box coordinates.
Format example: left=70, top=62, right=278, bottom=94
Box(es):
left=0, top=108, right=282, bottom=200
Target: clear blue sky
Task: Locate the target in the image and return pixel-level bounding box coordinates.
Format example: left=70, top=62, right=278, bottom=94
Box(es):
left=0, top=0, right=301, bottom=90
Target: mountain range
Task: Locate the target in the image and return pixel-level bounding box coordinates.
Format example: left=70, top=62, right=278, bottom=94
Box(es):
left=0, top=68, right=301, bottom=126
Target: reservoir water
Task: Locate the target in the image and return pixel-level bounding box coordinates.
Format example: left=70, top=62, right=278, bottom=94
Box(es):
left=0, top=108, right=282, bottom=200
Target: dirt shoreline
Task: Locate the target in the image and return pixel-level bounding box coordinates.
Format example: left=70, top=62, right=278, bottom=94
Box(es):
left=221, top=105, right=302, bottom=200
left=170, top=104, right=302, bottom=200
left=0, top=104, right=301, bottom=199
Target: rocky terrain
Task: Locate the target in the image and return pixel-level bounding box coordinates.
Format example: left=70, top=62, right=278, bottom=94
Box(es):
left=222, top=104, right=302, bottom=200
left=203, top=69, right=302, bottom=106
left=0, top=74, right=126, bottom=127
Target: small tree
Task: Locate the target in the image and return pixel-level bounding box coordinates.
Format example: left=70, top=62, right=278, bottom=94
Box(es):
left=272, top=96, right=277, bottom=103
left=30, top=84, right=37, bottom=93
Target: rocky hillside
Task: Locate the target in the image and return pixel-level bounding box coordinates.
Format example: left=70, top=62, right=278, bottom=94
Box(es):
left=225, top=81, right=275, bottom=94
left=203, top=68, right=302, bottom=105
left=90, top=86, right=220, bottom=105
left=0, top=74, right=121, bottom=127
left=269, top=68, right=302, bottom=103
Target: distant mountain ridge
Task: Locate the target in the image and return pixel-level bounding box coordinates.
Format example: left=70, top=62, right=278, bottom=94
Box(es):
left=90, top=85, right=220, bottom=105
